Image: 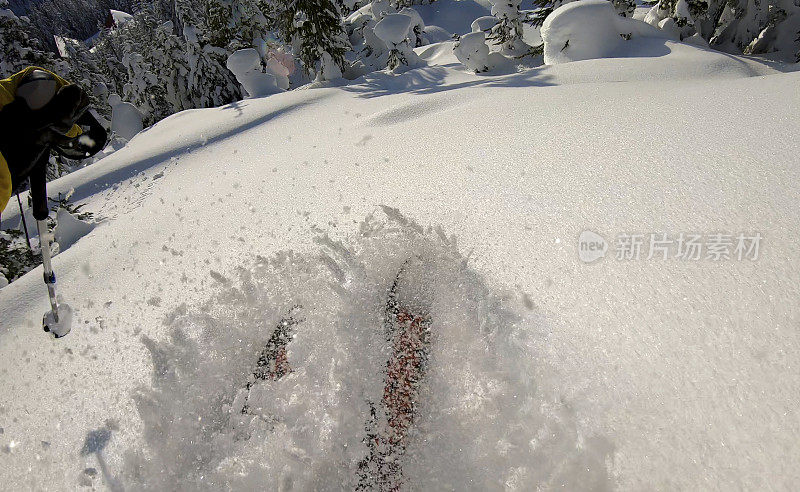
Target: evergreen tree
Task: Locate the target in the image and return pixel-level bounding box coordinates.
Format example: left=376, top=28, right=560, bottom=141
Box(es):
left=91, top=0, right=246, bottom=125
left=182, top=24, right=242, bottom=109
left=201, top=0, right=267, bottom=50
left=278, top=0, right=350, bottom=80
left=610, top=0, right=635, bottom=17
left=650, top=0, right=799, bottom=53
left=25, top=0, right=106, bottom=52
left=55, top=34, right=113, bottom=118
left=528, top=0, right=561, bottom=28
left=0, top=0, right=58, bottom=77
left=652, top=0, right=727, bottom=41
left=487, top=0, right=530, bottom=56
left=0, top=228, right=39, bottom=285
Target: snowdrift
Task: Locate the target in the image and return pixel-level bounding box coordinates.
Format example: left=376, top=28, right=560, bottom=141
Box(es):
left=542, top=0, right=672, bottom=65
left=1, top=18, right=799, bottom=491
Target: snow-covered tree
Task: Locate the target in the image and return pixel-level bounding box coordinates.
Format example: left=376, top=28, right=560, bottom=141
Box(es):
left=54, top=33, right=114, bottom=119
left=648, top=0, right=727, bottom=41
left=717, top=1, right=797, bottom=54
left=487, top=0, right=530, bottom=55
left=201, top=0, right=268, bottom=50
left=398, top=7, right=426, bottom=47
left=529, top=0, right=634, bottom=28
left=645, top=0, right=800, bottom=56
left=0, top=0, right=58, bottom=77
left=181, top=25, right=242, bottom=109
left=454, top=31, right=492, bottom=72
left=373, top=12, right=422, bottom=71
left=278, top=0, right=350, bottom=80
left=796, top=31, right=800, bottom=62
left=100, top=7, right=172, bottom=123
left=91, top=0, right=247, bottom=125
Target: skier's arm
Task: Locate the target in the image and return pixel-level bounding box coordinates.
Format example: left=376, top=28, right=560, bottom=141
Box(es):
left=0, top=97, right=51, bottom=208
left=0, top=67, right=93, bottom=214
left=0, top=154, right=10, bottom=213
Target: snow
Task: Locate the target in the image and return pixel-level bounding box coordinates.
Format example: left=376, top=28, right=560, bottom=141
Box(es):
left=453, top=31, right=492, bottom=72
left=109, top=9, right=133, bottom=28
left=471, top=15, right=496, bottom=33
left=53, top=208, right=95, bottom=252
left=107, top=94, right=143, bottom=142
left=373, top=13, right=413, bottom=46
left=413, top=0, right=491, bottom=35
left=1, top=9, right=800, bottom=491
left=489, top=0, right=520, bottom=20
left=542, top=0, right=671, bottom=65
left=226, top=48, right=282, bottom=98
left=53, top=36, right=71, bottom=58
left=398, top=7, right=424, bottom=32
left=369, top=0, right=393, bottom=19
left=422, top=25, right=452, bottom=44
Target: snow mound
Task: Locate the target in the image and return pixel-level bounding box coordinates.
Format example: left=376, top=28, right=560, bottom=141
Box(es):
left=413, top=0, right=491, bottom=35
left=120, top=208, right=611, bottom=489
left=454, top=31, right=491, bottom=72
left=109, top=9, right=133, bottom=28
left=107, top=94, right=143, bottom=142
left=369, top=0, right=394, bottom=19
left=490, top=0, right=520, bottom=20
left=453, top=31, right=510, bottom=73
left=423, top=25, right=452, bottom=43
left=374, top=13, right=414, bottom=45
left=471, top=15, right=496, bottom=33
left=542, top=0, right=671, bottom=65
left=53, top=208, right=95, bottom=252
left=415, top=40, right=460, bottom=66
left=226, top=49, right=282, bottom=98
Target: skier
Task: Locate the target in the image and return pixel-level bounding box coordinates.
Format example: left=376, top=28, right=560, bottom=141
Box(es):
left=0, top=66, right=107, bottom=220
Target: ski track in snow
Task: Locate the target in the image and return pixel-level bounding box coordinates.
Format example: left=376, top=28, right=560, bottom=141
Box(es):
left=0, top=31, right=799, bottom=491
left=121, top=209, right=610, bottom=490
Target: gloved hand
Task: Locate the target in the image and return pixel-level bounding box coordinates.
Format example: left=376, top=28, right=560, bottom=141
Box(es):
left=52, top=111, right=109, bottom=160
left=0, top=84, right=90, bottom=189
left=41, top=84, right=90, bottom=135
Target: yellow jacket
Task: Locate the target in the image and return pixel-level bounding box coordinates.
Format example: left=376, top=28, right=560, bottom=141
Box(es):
left=0, top=66, right=81, bottom=214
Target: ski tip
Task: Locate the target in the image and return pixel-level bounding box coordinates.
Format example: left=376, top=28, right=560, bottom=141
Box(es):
left=391, top=255, right=434, bottom=316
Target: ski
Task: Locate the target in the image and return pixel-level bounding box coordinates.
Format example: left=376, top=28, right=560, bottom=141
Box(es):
left=231, top=305, right=303, bottom=418
left=357, top=260, right=432, bottom=491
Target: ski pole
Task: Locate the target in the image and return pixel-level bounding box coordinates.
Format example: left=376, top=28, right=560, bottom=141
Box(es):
left=17, top=194, right=32, bottom=251
left=37, top=219, right=58, bottom=317
left=38, top=219, right=71, bottom=337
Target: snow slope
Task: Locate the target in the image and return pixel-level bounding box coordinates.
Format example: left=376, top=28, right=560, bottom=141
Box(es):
left=1, top=36, right=799, bottom=490
left=414, top=0, right=492, bottom=35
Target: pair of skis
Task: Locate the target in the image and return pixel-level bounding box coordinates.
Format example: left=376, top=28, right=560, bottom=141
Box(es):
left=236, top=261, right=432, bottom=490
